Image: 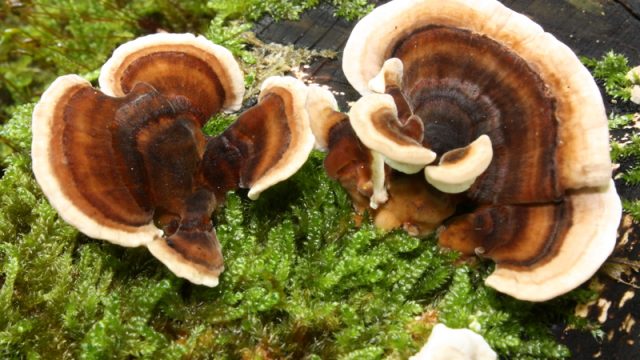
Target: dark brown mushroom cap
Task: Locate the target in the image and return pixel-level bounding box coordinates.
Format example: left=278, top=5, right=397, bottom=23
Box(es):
left=341, top=0, right=619, bottom=300
left=32, top=75, right=163, bottom=246
left=343, top=0, right=612, bottom=198
left=99, top=33, right=244, bottom=123
left=306, top=85, right=389, bottom=210
left=439, top=181, right=621, bottom=301
left=202, top=76, right=315, bottom=201
left=32, top=74, right=225, bottom=286
left=147, top=189, right=224, bottom=287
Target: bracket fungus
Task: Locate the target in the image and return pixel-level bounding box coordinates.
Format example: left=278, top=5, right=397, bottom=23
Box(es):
left=310, top=0, right=622, bottom=301
left=32, top=33, right=314, bottom=287
left=307, top=86, right=456, bottom=235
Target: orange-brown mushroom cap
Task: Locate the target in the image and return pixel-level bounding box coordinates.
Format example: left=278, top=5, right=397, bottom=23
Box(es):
left=99, top=33, right=245, bottom=122
left=32, top=74, right=225, bottom=286
left=439, top=181, right=620, bottom=301
left=202, top=76, right=315, bottom=201
left=32, top=75, right=163, bottom=247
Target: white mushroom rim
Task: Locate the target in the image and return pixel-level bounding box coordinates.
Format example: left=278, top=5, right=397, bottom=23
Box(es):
left=147, top=239, right=221, bottom=287
left=424, top=135, right=493, bottom=194
left=99, top=32, right=245, bottom=112
left=247, top=76, right=316, bottom=200
left=368, top=58, right=404, bottom=94
left=306, top=84, right=340, bottom=150
left=349, top=93, right=436, bottom=170
left=31, top=75, right=163, bottom=248
left=409, top=323, right=497, bottom=360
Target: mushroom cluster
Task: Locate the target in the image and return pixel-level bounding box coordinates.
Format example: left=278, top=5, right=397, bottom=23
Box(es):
left=311, top=0, right=621, bottom=301
left=32, top=33, right=314, bottom=287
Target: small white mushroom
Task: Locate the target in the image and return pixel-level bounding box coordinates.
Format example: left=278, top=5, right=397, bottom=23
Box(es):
left=410, top=324, right=497, bottom=360
left=626, top=65, right=640, bottom=83
left=631, top=85, right=640, bottom=105
left=349, top=93, right=436, bottom=173
left=424, top=135, right=493, bottom=193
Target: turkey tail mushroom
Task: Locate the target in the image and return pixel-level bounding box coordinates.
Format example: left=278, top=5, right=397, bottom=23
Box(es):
left=99, top=32, right=245, bottom=120
left=202, top=76, right=315, bottom=201
left=32, top=34, right=314, bottom=287
left=339, top=0, right=620, bottom=300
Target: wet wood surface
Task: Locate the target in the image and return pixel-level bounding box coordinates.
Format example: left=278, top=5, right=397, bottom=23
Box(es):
left=254, top=1, right=640, bottom=359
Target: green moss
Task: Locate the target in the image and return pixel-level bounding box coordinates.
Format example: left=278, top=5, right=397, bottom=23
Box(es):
left=436, top=267, right=577, bottom=359
left=581, top=51, right=632, bottom=100
left=622, top=200, right=640, bottom=221
left=208, top=0, right=372, bottom=22
left=0, top=0, right=216, bottom=123
left=608, top=113, right=635, bottom=130
left=583, top=52, right=640, bottom=222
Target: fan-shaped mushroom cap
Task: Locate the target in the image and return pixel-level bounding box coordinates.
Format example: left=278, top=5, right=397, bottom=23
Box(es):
left=32, top=74, right=315, bottom=287
left=32, top=75, right=163, bottom=247
left=349, top=93, right=436, bottom=174
left=425, top=135, right=493, bottom=194
left=32, top=72, right=227, bottom=286
left=202, top=76, right=315, bottom=200
left=248, top=77, right=314, bottom=199
left=306, top=86, right=388, bottom=211
left=410, top=324, right=496, bottom=360
left=342, top=0, right=611, bottom=194
left=306, top=84, right=341, bottom=150
left=99, top=33, right=244, bottom=120
left=440, top=181, right=621, bottom=301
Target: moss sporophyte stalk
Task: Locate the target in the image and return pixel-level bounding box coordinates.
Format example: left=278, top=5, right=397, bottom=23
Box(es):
left=0, top=1, right=633, bottom=359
